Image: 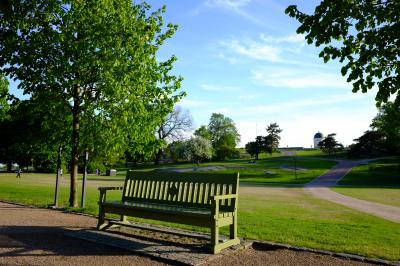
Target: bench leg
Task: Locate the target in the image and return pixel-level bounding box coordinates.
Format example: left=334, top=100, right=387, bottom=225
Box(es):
left=120, top=215, right=128, bottom=223
left=230, top=215, right=237, bottom=239
left=97, top=205, right=108, bottom=230
left=212, top=216, right=240, bottom=254
left=211, top=222, right=220, bottom=254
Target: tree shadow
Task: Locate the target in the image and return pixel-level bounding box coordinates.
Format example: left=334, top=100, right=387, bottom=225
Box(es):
left=0, top=225, right=207, bottom=265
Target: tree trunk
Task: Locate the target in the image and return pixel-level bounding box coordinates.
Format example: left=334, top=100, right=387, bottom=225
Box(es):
left=69, top=84, right=80, bottom=207
left=154, top=149, right=163, bottom=165
left=6, top=161, right=12, bottom=172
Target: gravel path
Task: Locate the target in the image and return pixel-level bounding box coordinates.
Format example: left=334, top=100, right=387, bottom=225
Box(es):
left=0, top=201, right=375, bottom=265
left=304, top=159, right=400, bottom=223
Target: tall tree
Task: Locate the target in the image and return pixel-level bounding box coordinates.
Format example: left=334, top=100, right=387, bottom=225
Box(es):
left=286, top=1, right=400, bottom=105
left=264, top=123, right=282, bottom=155
left=319, top=133, right=344, bottom=156
left=208, top=113, right=240, bottom=160
left=0, top=97, right=70, bottom=173
left=0, top=73, right=9, bottom=121
left=0, top=1, right=183, bottom=207
left=348, top=130, right=388, bottom=158
left=245, top=136, right=264, bottom=160
left=167, top=140, right=187, bottom=163
left=154, top=106, right=193, bottom=164
left=194, top=125, right=211, bottom=140
left=183, top=136, right=213, bottom=165
left=371, top=101, right=400, bottom=154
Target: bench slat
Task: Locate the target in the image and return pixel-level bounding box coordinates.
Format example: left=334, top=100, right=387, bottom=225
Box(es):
left=121, top=171, right=237, bottom=210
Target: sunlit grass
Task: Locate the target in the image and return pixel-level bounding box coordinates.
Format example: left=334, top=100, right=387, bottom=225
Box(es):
left=338, top=158, right=400, bottom=187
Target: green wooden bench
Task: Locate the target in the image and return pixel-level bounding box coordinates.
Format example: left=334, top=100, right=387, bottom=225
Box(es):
left=97, top=170, right=240, bottom=254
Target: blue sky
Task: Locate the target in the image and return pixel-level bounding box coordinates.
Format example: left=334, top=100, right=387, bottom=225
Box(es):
left=9, top=0, right=378, bottom=148
left=148, top=0, right=378, bottom=147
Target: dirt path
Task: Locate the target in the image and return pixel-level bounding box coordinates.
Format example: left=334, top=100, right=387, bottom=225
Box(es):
left=304, top=159, right=400, bottom=223
left=0, top=201, right=374, bottom=265
left=0, top=202, right=163, bottom=266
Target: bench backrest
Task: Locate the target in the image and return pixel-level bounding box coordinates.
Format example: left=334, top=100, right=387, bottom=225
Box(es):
left=122, top=171, right=239, bottom=211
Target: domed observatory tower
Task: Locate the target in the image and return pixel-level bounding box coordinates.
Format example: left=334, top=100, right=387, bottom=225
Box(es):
left=313, top=132, right=324, bottom=148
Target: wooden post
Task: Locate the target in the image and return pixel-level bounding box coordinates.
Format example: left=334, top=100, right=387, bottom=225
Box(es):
left=294, top=154, right=297, bottom=179
left=81, top=150, right=88, bottom=208
left=54, top=146, right=62, bottom=207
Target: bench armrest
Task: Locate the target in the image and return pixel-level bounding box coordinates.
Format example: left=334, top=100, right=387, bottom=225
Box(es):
left=98, top=186, right=124, bottom=203
left=98, top=186, right=124, bottom=192
left=210, top=194, right=237, bottom=201
left=210, top=194, right=238, bottom=217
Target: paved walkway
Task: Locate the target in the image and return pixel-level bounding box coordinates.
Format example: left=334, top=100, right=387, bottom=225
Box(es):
left=304, top=160, right=400, bottom=223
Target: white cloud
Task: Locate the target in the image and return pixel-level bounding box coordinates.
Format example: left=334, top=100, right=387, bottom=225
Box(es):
left=235, top=105, right=376, bottom=148
left=238, top=94, right=260, bottom=100
left=205, top=0, right=251, bottom=9
left=220, top=39, right=282, bottom=62
left=216, top=52, right=240, bottom=64
left=218, top=33, right=312, bottom=64
left=204, top=0, right=261, bottom=24
left=242, top=93, right=364, bottom=115
left=260, top=33, right=306, bottom=44
left=178, top=98, right=209, bottom=107
left=200, top=83, right=240, bottom=92
left=252, top=68, right=350, bottom=89
left=277, top=107, right=376, bottom=148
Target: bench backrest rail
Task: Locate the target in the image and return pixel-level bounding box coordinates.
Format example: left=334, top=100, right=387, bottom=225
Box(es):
left=122, top=171, right=239, bottom=211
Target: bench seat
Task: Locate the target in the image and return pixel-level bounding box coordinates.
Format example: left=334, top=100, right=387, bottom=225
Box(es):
left=103, top=200, right=235, bottom=218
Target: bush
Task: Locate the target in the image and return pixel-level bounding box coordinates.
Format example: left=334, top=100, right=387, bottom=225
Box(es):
left=87, top=161, right=106, bottom=174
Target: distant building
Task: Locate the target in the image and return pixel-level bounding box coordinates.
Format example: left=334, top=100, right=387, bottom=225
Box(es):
left=313, top=132, right=324, bottom=148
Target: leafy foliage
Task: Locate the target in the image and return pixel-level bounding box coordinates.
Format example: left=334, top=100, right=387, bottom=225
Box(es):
left=0, top=73, right=9, bottom=121
left=183, top=136, right=213, bottom=164
left=264, top=123, right=282, bottom=155
left=0, top=99, right=68, bottom=172
left=167, top=140, right=187, bottom=163
left=319, top=133, right=344, bottom=156
left=0, top=1, right=183, bottom=206
left=349, top=101, right=400, bottom=157
left=208, top=113, right=240, bottom=160
left=245, top=123, right=282, bottom=158
left=245, top=136, right=263, bottom=160
left=348, top=130, right=388, bottom=158
left=371, top=101, right=400, bottom=154
left=286, top=1, right=400, bottom=105
left=194, top=125, right=212, bottom=140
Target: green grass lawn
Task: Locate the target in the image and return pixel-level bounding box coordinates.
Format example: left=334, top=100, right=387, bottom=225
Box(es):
left=294, top=149, right=348, bottom=159
left=0, top=171, right=399, bottom=261
left=332, top=158, right=400, bottom=207
left=238, top=188, right=400, bottom=261
left=126, top=156, right=336, bottom=185
left=338, top=158, right=400, bottom=187
left=331, top=187, right=400, bottom=207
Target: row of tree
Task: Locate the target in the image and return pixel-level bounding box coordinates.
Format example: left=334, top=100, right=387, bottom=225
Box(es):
left=0, top=85, right=242, bottom=169
left=165, top=113, right=241, bottom=163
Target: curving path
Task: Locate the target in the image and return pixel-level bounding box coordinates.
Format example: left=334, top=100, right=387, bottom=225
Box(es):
left=304, top=159, right=400, bottom=223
